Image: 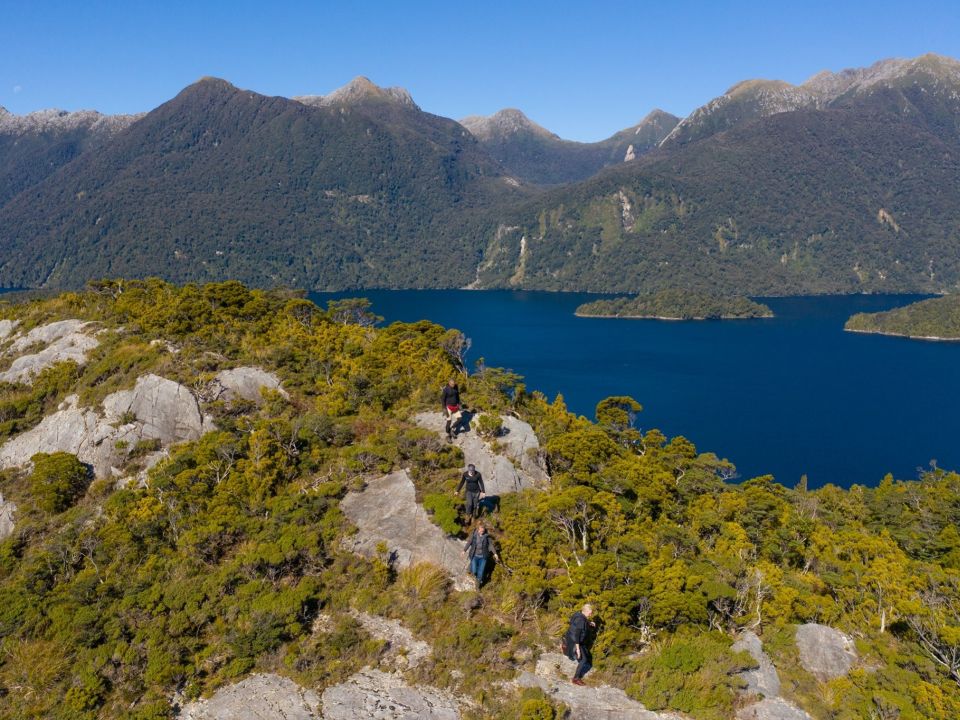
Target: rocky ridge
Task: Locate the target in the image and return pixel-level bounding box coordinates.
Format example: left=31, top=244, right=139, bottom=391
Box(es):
left=0, top=106, right=142, bottom=137
left=295, top=76, right=419, bottom=110
left=0, top=319, right=100, bottom=384
left=732, top=631, right=812, bottom=720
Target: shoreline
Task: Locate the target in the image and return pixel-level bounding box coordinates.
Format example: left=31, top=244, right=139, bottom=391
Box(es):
left=575, top=312, right=774, bottom=321
left=844, top=327, right=960, bottom=343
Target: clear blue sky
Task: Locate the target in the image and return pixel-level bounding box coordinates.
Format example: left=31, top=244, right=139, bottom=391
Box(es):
left=3, top=0, right=959, bottom=141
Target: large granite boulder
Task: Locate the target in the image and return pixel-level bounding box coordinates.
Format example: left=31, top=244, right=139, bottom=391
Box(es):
left=0, top=319, right=18, bottom=341
left=340, top=470, right=473, bottom=591
left=213, top=367, right=287, bottom=404
left=0, top=493, right=15, bottom=540
left=413, top=412, right=546, bottom=496
left=177, top=674, right=320, bottom=719
left=0, top=374, right=214, bottom=479
left=0, top=319, right=99, bottom=385
left=731, top=631, right=813, bottom=720
left=795, top=624, right=857, bottom=682
left=322, top=669, right=461, bottom=720
left=733, top=631, right=780, bottom=698
left=516, top=653, right=682, bottom=720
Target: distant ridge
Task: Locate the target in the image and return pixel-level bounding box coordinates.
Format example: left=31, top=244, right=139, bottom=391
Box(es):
left=295, top=76, right=419, bottom=110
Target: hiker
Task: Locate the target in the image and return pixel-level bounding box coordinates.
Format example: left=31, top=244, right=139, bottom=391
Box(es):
left=441, top=379, right=463, bottom=440
left=455, top=463, right=485, bottom=519
left=462, top=521, right=499, bottom=589
left=564, top=603, right=596, bottom=685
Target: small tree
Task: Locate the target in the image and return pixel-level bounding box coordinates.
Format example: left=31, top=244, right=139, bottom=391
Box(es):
left=29, top=452, right=90, bottom=513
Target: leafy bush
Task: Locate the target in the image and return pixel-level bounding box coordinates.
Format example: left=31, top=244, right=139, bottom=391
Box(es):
left=476, top=413, right=504, bottom=439
left=29, top=452, right=90, bottom=513
left=423, top=493, right=461, bottom=535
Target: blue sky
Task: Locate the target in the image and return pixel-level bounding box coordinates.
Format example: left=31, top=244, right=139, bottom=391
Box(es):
left=3, top=0, right=959, bottom=141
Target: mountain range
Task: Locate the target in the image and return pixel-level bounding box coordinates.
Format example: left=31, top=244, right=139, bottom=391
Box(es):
left=2, top=54, right=960, bottom=294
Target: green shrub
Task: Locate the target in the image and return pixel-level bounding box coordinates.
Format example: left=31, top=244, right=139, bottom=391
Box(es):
left=423, top=493, right=461, bottom=535
left=476, top=413, right=504, bottom=439
left=29, top=452, right=90, bottom=513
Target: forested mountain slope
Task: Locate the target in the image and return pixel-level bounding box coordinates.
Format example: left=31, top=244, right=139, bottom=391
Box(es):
left=0, top=281, right=958, bottom=719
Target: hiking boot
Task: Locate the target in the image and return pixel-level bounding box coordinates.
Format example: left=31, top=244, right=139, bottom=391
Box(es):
left=571, top=678, right=585, bottom=686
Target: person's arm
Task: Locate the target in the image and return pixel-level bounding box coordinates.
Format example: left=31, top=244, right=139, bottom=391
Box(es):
left=455, top=474, right=465, bottom=493
left=462, top=531, right=474, bottom=555
left=477, top=472, right=485, bottom=495
left=571, top=615, right=587, bottom=657
left=490, top=536, right=500, bottom=561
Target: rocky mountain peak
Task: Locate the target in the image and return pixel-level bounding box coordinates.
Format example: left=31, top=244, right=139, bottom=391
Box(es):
left=0, top=106, right=142, bottom=136
left=460, top=108, right=557, bottom=141
left=294, top=76, right=419, bottom=110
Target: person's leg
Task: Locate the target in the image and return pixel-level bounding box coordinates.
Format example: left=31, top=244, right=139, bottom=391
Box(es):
left=574, top=646, right=592, bottom=680
left=474, top=555, right=487, bottom=588
left=465, top=491, right=478, bottom=517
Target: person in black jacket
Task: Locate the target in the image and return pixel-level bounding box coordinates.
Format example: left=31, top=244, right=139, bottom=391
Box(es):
left=455, top=464, right=485, bottom=518
left=564, top=604, right=596, bottom=685
left=441, top=379, right=462, bottom=440
left=462, top=521, right=499, bottom=589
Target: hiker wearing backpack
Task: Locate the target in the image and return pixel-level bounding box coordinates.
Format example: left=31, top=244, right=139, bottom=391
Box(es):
left=462, top=521, right=499, bottom=589
left=564, top=604, right=596, bottom=685
left=455, top=463, right=485, bottom=519
left=441, top=379, right=463, bottom=441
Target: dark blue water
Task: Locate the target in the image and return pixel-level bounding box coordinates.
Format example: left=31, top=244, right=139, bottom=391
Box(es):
left=311, top=290, right=960, bottom=488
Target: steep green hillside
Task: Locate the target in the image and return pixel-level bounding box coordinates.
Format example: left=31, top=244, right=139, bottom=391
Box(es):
left=0, top=281, right=958, bottom=719
left=476, top=106, right=960, bottom=294
left=576, top=290, right=773, bottom=319
left=846, top=294, right=960, bottom=339
left=0, top=80, right=524, bottom=291
left=461, top=109, right=679, bottom=185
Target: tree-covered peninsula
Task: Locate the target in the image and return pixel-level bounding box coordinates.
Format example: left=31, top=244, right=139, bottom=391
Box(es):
left=846, top=294, right=960, bottom=341
left=0, top=281, right=957, bottom=719
left=576, top=290, right=773, bottom=320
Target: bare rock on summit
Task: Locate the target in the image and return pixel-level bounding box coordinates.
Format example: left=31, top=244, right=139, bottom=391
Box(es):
left=737, top=698, right=814, bottom=720
left=349, top=610, right=432, bottom=669
left=177, top=673, right=320, bottom=719
left=413, top=412, right=547, bottom=495
left=0, top=494, right=15, bottom=541
left=213, top=367, right=286, bottom=404
left=0, top=374, right=214, bottom=479
left=732, top=631, right=781, bottom=698
left=0, top=319, right=19, bottom=341
left=322, top=668, right=460, bottom=720
left=795, top=623, right=857, bottom=681
left=340, top=470, right=473, bottom=591
left=516, top=653, right=681, bottom=720
left=0, top=319, right=100, bottom=385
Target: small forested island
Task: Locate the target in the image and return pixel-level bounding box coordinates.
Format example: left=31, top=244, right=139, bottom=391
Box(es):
left=846, top=294, right=960, bottom=341
left=0, top=280, right=958, bottom=719
left=575, top=289, right=774, bottom=320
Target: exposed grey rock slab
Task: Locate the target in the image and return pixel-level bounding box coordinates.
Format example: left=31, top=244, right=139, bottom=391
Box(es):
left=322, top=668, right=459, bottom=720
left=0, top=493, right=15, bottom=540
left=0, top=320, right=99, bottom=385
left=340, top=470, right=472, bottom=591
left=0, top=374, right=214, bottom=479
left=795, top=624, right=857, bottom=681
left=733, top=630, right=781, bottom=698
left=350, top=610, right=432, bottom=669
left=177, top=673, right=320, bottom=719
left=518, top=653, right=681, bottom=720
left=102, top=374, right=213, bottom=446
left=736, top=697, right=813, bottom=720
left=0, top=319, right=18, bottom=341
left=214, top=367, right=287, bottom=404
left=413, top=412, right=547, bottom=495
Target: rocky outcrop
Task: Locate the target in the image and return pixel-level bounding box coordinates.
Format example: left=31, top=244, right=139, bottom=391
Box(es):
left=213, top=367, right=286, bottom=404
left=0, top=319, right=100, bottom=384
left=732, top=631, right=813, bottom=720
left=0, top=319, right=18, bottom=341
left=178, top=673, right=320, bottom=719
left=516, top=652, right=681, bottom=720
left=295, top=77, right=419, bottom=110
left=322, top=669, right=460, bottom=720
left=0, top=493, right=15, bottom=541
left=413, top=412, right=547, bottom=495
left=350, top=610, right=432, bottom=670
left=733, top=631, right=781, bottom=698
left=340, top=470, right=472, bottom=591
left=0, top=374, right=214, bottom=479
left=794, top=624, right=857, bottom=681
